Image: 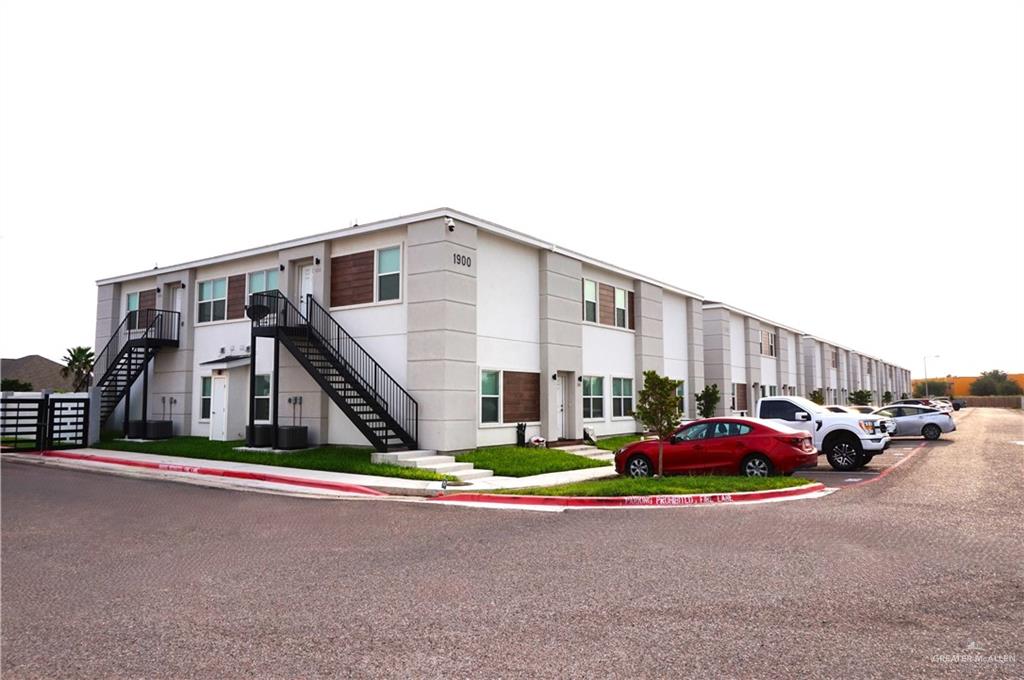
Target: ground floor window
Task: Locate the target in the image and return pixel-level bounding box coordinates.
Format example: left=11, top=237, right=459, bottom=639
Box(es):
left=612, top=377, right=633, bottom=417
left=254, top=374, right=271, bottom=421
left=730, top=384, right=737, bottom=411
left=200, top=377, right=212, bottom=419
left=769, top=385, right=778, bottom=397
left=481, top=370, right=500, bottom=423
left=675, top=381, right=686, bottom=415
left=582, top=376, right=604, bottom=419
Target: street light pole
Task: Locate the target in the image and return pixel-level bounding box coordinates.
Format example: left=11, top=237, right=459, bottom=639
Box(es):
left=923, top=355, right=940, bottom=399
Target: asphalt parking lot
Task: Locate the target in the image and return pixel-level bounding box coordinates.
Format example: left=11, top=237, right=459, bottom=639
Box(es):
left=796, top=437, right=936, bottom=488
left=2, top=407, right=1022, bottom=679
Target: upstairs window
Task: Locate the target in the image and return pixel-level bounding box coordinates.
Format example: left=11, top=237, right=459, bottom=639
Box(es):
left=377, top=247, right=401, bottom=302
left=582, top=376, right=604, bottom=419
left=248, top=269, right=279, bottom=295
left=760, top=330, right=777, bottom=357
left=614, top=288, right=627, bottom=328
left=831, top=351, right=838, bottom=368
left=583, top=279, right=597, bottom=322
left=198, top=278, right=227, bottom=323
left=126, top=292, right=141, bottom=329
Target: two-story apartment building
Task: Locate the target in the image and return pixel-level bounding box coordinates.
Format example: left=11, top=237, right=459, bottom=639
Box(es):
left=92, top=208, right=706, bottom=453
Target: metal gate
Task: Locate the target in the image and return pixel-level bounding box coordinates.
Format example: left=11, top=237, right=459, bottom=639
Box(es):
left=0, top=395, right=90, bottom=452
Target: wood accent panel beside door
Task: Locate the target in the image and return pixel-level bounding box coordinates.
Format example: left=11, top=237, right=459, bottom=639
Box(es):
left=226, top=274, right=247, bottom=320
left=331, top=251, right=375, bottom=307
left=138, top=288, right=157, bottom=313
left=502, top=371, right=540, bottom=423
left=598, top=283, right=615, bottom=326
left=735, top=383, right=749, bottom=412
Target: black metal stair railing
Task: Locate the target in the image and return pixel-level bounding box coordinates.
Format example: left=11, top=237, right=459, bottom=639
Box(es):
left=79, top=309, right=181, bottom=391
left=248, top=291, right=418, bottom=448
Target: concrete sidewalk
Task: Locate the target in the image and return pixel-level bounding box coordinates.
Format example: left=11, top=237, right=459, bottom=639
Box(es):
left=2, top=448, right=617, bottom=499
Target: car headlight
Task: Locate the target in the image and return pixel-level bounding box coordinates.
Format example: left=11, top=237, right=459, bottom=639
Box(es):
left=858, top=420, right=877, bottom=435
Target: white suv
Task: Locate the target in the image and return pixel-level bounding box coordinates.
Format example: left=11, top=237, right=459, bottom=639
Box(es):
left=756, top=396, right=892, bottom=471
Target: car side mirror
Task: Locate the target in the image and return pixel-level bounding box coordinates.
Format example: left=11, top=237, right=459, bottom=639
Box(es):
left=795, top=412, right=811, bottom=421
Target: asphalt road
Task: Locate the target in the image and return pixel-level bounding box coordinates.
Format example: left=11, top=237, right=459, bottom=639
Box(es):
left=3, top=408, right=1022, bottom=679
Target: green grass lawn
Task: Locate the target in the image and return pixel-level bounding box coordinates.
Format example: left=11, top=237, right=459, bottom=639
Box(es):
left=455, top=446, right=610, bottom=477
left=593, top=434, right=643, bottom=451
left=490, top=475, right=814, bottom=496
left=94, top=436, right=455, bottom=482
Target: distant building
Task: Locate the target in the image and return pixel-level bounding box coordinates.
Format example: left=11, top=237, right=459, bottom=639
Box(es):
left=913, top=374, right=1024, bottom=397
left=1, top=355, right=76, bottom=392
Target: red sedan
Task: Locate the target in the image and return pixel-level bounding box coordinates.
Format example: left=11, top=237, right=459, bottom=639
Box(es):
left=613, top=417, right=818, bottom=478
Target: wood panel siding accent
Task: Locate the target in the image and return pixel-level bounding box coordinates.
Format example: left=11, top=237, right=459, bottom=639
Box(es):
left=331, top=251, right=375, bottom=307
left=627, top=291, right=635, bottom=330
left=598, top=283, right=615, bottom=326
left=502, top=371, right=540, bottom=423
left=138, top=288, right=157, bottom=313
left=735, top=383, right=749, bottom=412
left=226, top=274, right=247, bottom=320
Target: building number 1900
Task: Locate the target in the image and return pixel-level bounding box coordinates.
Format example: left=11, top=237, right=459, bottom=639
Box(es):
left=453, top=253, right=472, bottom=268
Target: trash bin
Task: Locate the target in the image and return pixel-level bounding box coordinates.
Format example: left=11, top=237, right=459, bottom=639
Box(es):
left=515, top=422, right=527, bottom=447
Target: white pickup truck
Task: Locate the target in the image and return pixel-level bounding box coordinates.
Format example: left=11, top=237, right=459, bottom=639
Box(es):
left=755, top=396, right=892, bottom=471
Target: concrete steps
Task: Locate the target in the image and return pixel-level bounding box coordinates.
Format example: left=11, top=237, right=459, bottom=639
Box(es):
left=552, top=444, right=615, bottom=463
left=370, top=449, right=493, bottom=481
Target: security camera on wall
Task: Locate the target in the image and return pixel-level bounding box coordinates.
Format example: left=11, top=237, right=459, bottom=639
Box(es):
left=445, top=217, right=455, bottom=232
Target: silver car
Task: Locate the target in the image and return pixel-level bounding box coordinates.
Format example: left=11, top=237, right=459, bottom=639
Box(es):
left=873, top=405, right=956, bottom=440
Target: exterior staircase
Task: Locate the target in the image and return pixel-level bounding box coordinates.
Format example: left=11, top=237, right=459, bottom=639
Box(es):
left=80, top=309, right=181, bottom=426
left=250, top=291, right=418, bottom=452
left=372, top=449, right=493, bottom=481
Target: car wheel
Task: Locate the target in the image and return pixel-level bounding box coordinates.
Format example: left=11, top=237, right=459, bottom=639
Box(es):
left=922, top=424, right=941, bottom=440
left=825, top=435, right=863, bottom=471
left=857, top=454, right=875, bottom=469
left=626, top=455, right=653, bottom=478
left=741, top=454, right=774, bottom=477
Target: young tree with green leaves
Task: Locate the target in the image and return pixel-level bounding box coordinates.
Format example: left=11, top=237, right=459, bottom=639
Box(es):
left=808, top=389, right=825, bottom=405
left=882, top=391, right=893, bottom=404
left=62, top=346, right=95, bottom=390
left=849, top=389, right=873, bottom=406
left=694, top=383, right=721, bottom=419
left=913, top=380, right=950, bottom=397
left=633, top=370, right=683, bottom=477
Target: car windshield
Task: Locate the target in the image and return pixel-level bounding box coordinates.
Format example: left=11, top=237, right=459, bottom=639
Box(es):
left=784, top=396, right=828, bottom=415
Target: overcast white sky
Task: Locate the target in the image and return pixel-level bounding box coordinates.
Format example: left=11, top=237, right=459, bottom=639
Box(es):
left=2, top=1, right=1022, bottom=379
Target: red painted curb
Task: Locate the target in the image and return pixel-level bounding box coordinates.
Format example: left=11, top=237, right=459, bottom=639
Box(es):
left=428, top=482, right=827, bottom=508
left=847, top=441, right=928, bottom=488
left=27, top=450, right=388, bottom=497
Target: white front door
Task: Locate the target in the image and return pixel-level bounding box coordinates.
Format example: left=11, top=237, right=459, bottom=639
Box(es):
left=209, top=376, right=228, bottom=441
left=168, top=286, right=182, bottom=315
left=557, top=373, right=573, bottom=440
left=298, top=264, right=315, bottom=317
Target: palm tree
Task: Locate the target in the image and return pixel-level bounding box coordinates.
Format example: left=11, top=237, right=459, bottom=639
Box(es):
left=62, top=346, right=95, bottom=390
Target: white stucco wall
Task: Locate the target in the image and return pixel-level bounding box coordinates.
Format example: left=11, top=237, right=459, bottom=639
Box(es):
left=581, top=323, right=637, bottom=437
left=475, top=232, right=542, bottom=447
left=729, top=313, right=746, bottom=382
left=662, top=292, right=690, bottom=415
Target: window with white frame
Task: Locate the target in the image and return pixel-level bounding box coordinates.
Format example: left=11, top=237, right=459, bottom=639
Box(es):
left=582, top=376, right=604, bottom=419
left=730, top=383, right=737, bottom=411
left=200, top=377, right=212, bottom=419
left=612, top=377, right=633, bottom=417
left=761, top=385, right=767, bottom=398
left=769, top=332, right=777, bottom=357
left=675, top=381, right=686, bottom=414
left=377, top=247, right=401, bottom=302
left=480, top=370, right=500, bottom=423
left=614, top=288, right=627, bottom=328
left=769, top=385, right=778, bottom=397
left=253, top=374, right=271, bottom=421
left=126, top=291, right=140, bottom=329
left=197, top=278, right=227, bottom=323
left=248, top=268, right=279, bottom=295
left=583, top=279, right=597, bottom=323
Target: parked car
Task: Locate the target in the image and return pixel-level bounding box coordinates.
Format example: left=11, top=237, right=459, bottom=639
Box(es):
left=756, top=396, right=891, bottom=471
left=951, top=398, right=966, bottom=411
left=872, top=405, right=956, bottom=440
left=890, top=398, right=953, bottom=413
left=846, top=405, right=877, bottom=414
left=613, top=417, right=817, bottom=478
left=825, top=405, right=852, bottom=413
